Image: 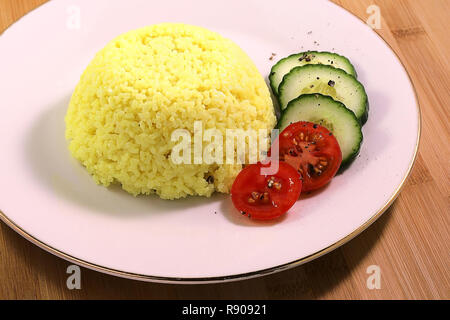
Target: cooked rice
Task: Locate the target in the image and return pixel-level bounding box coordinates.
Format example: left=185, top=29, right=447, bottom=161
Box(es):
left=65, top=23, right=275, bottom=199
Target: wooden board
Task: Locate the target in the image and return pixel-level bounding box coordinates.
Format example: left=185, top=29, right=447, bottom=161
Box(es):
left=0, top=0, right=448, bottom=299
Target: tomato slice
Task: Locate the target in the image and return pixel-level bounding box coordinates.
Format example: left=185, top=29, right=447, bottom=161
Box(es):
left=230, top=161, right=302, bottom=220
left=277, top=121, right=342, bottom=192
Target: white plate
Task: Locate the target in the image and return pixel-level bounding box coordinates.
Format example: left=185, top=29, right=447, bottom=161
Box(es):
left=0, top=0, right=419, bottom=283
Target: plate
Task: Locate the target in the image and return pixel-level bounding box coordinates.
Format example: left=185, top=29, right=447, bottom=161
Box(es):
left=0, top=0, right=420, bottom=283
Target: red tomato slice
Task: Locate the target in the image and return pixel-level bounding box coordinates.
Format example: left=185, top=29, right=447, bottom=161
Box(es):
left=231, top=161, right=302, bottom=220
left=277, top=121, right=342, bottom=192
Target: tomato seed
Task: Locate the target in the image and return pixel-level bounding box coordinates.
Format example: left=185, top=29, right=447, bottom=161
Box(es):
left=251, top=191, right=260, bottom=200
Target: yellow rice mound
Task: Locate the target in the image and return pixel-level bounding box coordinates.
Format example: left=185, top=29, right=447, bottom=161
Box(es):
left=65, top=23, right=276, bottom=199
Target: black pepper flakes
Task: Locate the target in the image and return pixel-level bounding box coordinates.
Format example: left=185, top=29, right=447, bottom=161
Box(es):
left=328, top=80, right=335, bottom=87
left=313, top=124, right=318, bottom=129
left=299, top=53, right=308, bottom=61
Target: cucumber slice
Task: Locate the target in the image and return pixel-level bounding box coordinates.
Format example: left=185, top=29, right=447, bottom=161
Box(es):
left=278, top=94, right=362, bottom=166
left=269, top=51, right=357, bottom=95
left=278, top=64, right=368, bottom=124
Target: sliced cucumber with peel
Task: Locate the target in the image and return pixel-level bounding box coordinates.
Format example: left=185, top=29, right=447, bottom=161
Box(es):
left=269, top=51, right=357, bottom=95
left=278, top=94, right=362, bottom=166
left=278, top=64, right=368, bottom=124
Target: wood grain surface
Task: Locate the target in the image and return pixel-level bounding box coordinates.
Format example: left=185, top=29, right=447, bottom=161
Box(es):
left=0, top=0, right=448, bottom=300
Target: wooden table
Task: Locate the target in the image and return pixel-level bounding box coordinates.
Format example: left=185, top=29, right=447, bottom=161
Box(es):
left=0, top=0, right=448, bottom=300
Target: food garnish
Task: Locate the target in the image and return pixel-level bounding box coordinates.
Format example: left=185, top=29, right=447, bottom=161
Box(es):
left=230, top=161, right=302, bottom=220
left=276, top=121, right=342, bottom=192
